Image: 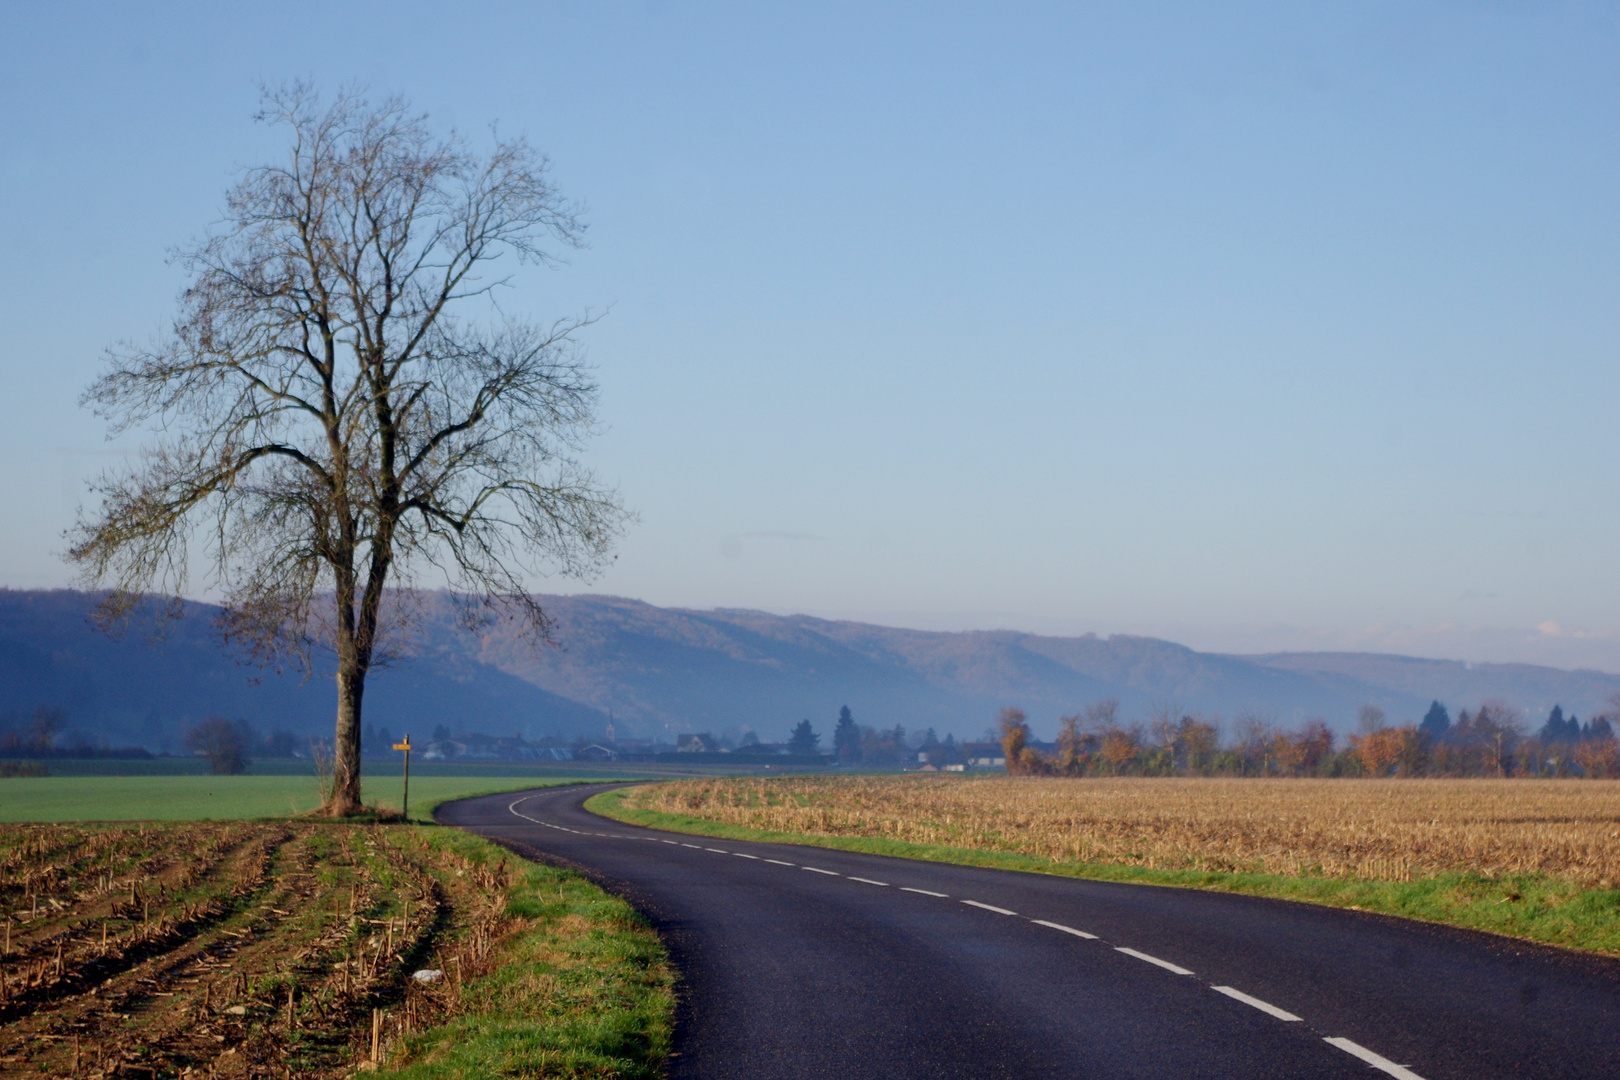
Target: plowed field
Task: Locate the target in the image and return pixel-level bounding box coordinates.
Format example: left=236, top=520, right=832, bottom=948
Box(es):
left=0, top=822, right=518, bottom=1078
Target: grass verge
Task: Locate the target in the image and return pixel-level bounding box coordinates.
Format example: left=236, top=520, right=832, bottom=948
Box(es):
left=587, top=788, right=1620, bottom=957
left=373, top=826, right=673, bottom=1079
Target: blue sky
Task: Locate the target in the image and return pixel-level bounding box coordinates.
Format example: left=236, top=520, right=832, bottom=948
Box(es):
left=3, top=2, right=1619, bottom=668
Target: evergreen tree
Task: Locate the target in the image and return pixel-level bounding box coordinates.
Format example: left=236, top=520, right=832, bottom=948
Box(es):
left=1419, top=701, right=1451, bottom=740
left=1583, top=716, right=1614, bottom=741
left=832, top=705, right=861, bottom=764
left=788, top=718, right=821, bottom=755
left=1540, top=704, right=1564, bottom=741
left=1539, top=705, right=1577, bottom=744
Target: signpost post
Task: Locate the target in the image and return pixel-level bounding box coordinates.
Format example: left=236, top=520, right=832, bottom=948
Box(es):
left=393, top=736, right=412, bottom=821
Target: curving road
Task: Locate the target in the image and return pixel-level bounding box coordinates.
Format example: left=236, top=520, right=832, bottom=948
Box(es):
left=438, top=784, right=1620, bottom=1080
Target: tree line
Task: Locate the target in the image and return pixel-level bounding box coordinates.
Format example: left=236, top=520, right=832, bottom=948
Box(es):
left=770, top=708, right=967, bottom=766
left=996, top=698, right=1620, bottom=779
left=822, top=706, right=965, bottom=766
left=0, top=707, right=151, bottom=760
left=0, top=708, right=305, bottom=773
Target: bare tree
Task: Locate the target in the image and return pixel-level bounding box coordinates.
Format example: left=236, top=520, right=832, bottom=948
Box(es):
left=1177, top=715, right=1221, bottom=775
left=1233, top=711, right=1275, bottom=775
left=1295, top=718, right=1335, bottom=775
left=1472, top=700, right=1523, bottom=777
left=1054, top=712, right=1084, bottom=775
left=26, top=707, right=67, bottom=751
left=1356, top=704, right=1387, bottom=735
left=1146, top=701, right=1181, bottom=756
left=1081, top=699, right=1120, bottom=732
left=186, top=718, right=251, bottom=775
left=68, top=85, right=627, bottom=814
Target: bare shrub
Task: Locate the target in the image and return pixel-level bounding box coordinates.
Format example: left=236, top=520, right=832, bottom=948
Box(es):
left=184, top=718, right=250, bottom=775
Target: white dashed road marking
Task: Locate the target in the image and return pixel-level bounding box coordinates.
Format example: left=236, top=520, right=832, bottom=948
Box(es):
left=1030, top=919, right=1098, bottom=940
left=961, top=900, right=1018, bottom=916
left=504, top=795, right=1429, bottom=1080
left=1211, top=985, right=1302, bottom=1022
left=1324, top=1038, right=1427, bottom=1079
left=1115, top=948, right=1194, bottom=976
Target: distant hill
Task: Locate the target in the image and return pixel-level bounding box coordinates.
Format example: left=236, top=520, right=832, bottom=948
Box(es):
left=1241, top=651, right=1620, bottom=726
left=0, top=590, right=607, bottom=753
left=3, top=589, right=1618, bottom=748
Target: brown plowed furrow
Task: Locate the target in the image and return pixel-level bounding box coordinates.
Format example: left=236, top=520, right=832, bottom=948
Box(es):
left=0, top=822, right=487, bottom=1080
left=1, top=824, right=250, bottom=959
left=0, top=827, right=285, bottom=1026
left=252, top=829, right=450, bottom=1072
left=4, top=828, right=331, bottom=1079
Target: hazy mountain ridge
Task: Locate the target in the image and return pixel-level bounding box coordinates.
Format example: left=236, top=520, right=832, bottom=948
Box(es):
left=4, top=589, right=1619, bottom=747
left=0, top=590, right=608, bottom=752
left=1243, top=652, right=1620, bottom=722
left=366, top=595, right=1620, bottom=736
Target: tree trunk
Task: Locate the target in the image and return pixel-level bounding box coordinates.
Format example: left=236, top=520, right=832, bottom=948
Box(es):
left=328, top=659, right=365, bottom=815
left=324, top=535, right=386, bottom=817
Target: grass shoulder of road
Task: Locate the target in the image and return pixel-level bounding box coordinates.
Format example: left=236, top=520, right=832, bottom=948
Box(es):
left=375, top=826, right=673, bottom=1080
left=0, top=774, right=624, bottom=822
left=587, top=788, right=1620, bottom=958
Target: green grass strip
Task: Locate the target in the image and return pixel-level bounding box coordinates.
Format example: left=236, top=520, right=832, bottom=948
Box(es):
left=0, top=775, right=619, bottom=823
left=375, top=827, right=673, bottom=1079
left=587, top=789, right=1620, bottom=958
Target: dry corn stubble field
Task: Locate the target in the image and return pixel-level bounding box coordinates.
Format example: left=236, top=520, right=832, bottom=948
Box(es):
left=0, top=821, right=525, bottom=1079
left=622, top=775, right=1620, bottom=885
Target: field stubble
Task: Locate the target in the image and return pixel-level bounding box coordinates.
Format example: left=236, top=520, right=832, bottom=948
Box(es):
left=623, top=775, right=1620, bottom=885
left=0, top=820, right=614, bottom=1078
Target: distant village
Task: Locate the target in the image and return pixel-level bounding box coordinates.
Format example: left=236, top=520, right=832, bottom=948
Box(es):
left=0, top=704, right=1008, bottom=772
left=357, top=712, right=1007, bottom=770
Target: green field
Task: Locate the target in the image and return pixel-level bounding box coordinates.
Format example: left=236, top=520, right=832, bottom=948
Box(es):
left=0, top=773, right=603, bottom=823
left=7, top=756, right=661, bottom=778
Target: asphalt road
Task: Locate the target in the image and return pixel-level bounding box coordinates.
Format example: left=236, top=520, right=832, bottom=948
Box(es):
left=438, top=784, right=1620, bottom=1080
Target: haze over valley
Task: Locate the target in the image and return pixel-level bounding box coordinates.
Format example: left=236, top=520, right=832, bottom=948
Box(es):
left=6, top=589, right=1616, bottom=751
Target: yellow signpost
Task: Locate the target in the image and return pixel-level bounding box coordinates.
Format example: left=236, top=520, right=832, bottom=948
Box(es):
left=393, top=736, right=412, bottom=821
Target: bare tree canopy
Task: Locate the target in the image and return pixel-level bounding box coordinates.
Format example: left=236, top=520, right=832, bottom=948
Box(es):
left=68, top=84, right=628, bottom=814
